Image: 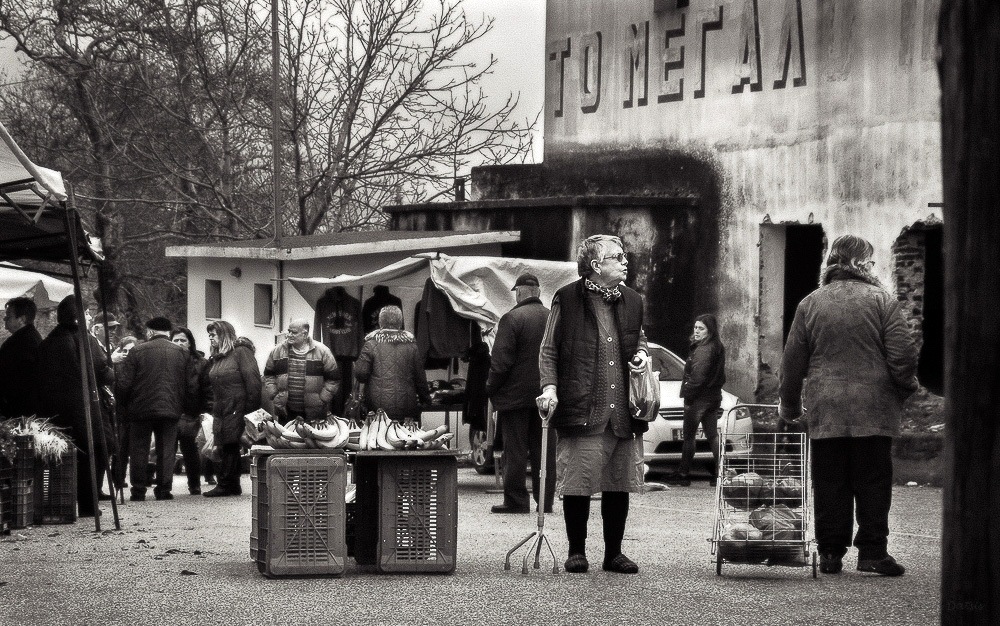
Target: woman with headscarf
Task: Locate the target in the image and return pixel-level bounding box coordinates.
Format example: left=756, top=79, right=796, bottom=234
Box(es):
left=354, top=305, right=431, bottom=424
left=780, top=234, right=919, bottom=576
left=202, top=320, right=260, bottom=497
left=666, top=314, right=726, bottom=487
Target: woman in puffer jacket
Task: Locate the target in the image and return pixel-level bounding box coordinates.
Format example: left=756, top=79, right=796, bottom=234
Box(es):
left=666, top=313, right=726, bottom=487
left=354, top=306, right=431, bottom=424
left=202, top=320, right=260, bottom=497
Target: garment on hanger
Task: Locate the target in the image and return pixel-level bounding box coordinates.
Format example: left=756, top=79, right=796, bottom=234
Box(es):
left=413, top=300, right=452, bottom=371
left=414, top=277, right=472, bottom=360
left=462, top=324, right=491, bottom=431
left=313, top=287, right=363, bottom=359
left=362, top=285, right=403, bottom=334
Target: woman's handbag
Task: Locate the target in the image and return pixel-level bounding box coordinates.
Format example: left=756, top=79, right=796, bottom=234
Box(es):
left=629, top=358, right=661, bottom=421
left=344, top=381, right=366, bottom=422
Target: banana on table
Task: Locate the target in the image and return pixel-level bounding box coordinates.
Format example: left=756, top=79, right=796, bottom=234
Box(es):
left=261, top=410, right=453, bottom=451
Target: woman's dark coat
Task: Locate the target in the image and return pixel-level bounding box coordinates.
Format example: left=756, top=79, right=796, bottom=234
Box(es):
left=203, top=339, right=261, bottom=446
left=355, top=329, right=430, bottom=421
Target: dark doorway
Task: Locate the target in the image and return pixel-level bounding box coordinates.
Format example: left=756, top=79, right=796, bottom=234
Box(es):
left=782, top=225, right=826, bottom=341
left=919, top=227, right=944, bottom=394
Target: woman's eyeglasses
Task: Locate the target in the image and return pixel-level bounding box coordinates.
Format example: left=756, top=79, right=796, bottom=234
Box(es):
left=602, top=252, right=627, bottom=263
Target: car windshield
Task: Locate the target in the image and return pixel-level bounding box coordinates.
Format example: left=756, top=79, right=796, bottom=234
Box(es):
left=650, top=346, right=686, bottom=381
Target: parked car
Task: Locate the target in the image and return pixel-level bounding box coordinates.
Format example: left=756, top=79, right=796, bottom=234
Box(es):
left=470, top=341, right=753, bottom=475
left=642, top=342, right=752, bottom=469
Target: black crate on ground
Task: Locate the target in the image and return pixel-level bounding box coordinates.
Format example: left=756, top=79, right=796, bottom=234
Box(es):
left=0, top=457, right=12, bottom=534
left=13, top=435, right=34, bottom=482
left=11, top=478, right=33, bottom=528
left=354, top=450, right=458, bottom=574
left=262, top=454, right=347, bottom=577
left=33, top=448, right=77, bottom=525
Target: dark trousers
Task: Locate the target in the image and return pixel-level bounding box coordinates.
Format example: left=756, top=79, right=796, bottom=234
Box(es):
left=217, top=442, right=243, bottom=494
left=677, top=397, right=721, bottom=475
left=811, top=436, right=893, bottom=560
left=128, top=418, right=179, bottom=495
left=68, top=421, right=108, bottom=516
left=498, top=407, right=556, bottom=511
left=176, top=432, right=203, bottom=491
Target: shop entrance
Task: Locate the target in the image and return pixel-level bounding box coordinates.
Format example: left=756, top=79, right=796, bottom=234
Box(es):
left=757, top=223, right=826, bottom=400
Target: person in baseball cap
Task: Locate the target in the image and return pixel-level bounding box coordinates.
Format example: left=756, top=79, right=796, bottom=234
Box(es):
left=511, top=272, right=539, bottom=290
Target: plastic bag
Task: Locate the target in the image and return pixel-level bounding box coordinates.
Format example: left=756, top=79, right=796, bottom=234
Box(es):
left=628, top=359, right=660, bottom=421
left=195, top=413, right=222, bottom=463
left=243, top=408, right=270, bottom=444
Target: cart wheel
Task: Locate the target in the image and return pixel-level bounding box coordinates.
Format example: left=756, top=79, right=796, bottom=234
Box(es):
left=716, top=552, right=723, bottom=576
left=811, top=552, right=817, bottom=578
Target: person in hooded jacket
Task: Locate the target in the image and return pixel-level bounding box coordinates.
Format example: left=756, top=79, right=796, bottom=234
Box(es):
left=780, top=234, right=919, bottom=577
left=665, top=314, right=726, bottom=487
left=36, top=295, right=115, bottom=516
left=354, top=305, right=431, bottom=423
left=202, top=320, right=260, bottom=497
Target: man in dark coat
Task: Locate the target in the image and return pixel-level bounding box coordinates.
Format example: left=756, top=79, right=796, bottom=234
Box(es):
left=37, top=295, right=115, bottom=517
left=486, top=273, right=556, bottom=514
left=537, top=235, right=650, bottom=575
left=117, top=317, right=198, bottom=501
left=0, top=296, right=43, bottom=417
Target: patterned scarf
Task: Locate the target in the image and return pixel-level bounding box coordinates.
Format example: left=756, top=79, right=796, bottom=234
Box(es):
left=584, top=278, right=621, bottom=303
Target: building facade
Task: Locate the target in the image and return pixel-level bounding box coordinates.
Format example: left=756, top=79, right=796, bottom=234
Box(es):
left=389, top=0, right=944, bottom=401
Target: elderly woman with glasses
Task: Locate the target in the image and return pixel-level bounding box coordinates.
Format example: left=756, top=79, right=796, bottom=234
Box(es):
left=780, top=234, right=919, bottom=577
left=536, top=234, right=650, bottom=575
left=354, top=305, right=431, bottom=424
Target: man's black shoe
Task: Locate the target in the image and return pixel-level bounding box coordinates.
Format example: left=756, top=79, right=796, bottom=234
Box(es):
left=857, top=555, right=905, bottom=576
left=190, top=487, right=202, bottom=496
left=491, top=504, right=529, bottom=514
left=129, top=493, right=145, bottom=502
left=203, top=487, right=237, bottom=498
left=154, top=492, right=174, bottom=501
left=820, top=552, right=843, bottom=574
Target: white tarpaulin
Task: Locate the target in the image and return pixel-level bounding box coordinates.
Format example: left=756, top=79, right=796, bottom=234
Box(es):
left=0, top=121, right=67, bottom=202
left=287, top=253, right=580, bottom=348
left=0, top=264, right=74, bottom=308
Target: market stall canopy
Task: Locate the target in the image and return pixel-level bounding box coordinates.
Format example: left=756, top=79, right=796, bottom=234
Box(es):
left=0, top=264, right=74, bottom=309
left=287, top=253, right=580, bottom=346
left=0, top=121, right=102, bottom=264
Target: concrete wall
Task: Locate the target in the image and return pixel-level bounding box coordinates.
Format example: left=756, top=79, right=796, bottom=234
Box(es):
left=532, top=0, right=944, bottom=398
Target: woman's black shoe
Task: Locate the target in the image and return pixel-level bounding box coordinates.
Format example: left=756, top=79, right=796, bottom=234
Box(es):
left=202, top=487, right=234, bottom=498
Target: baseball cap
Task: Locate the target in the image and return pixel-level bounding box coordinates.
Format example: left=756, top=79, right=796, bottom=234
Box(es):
left=511, top=272, right=539, bottom=290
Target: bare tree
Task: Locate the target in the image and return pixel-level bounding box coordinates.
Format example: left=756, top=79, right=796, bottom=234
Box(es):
left=0, top=0, right=536, bottom=326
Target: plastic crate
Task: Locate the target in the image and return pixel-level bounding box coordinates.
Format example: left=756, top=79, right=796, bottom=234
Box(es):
left=33, top=448, right=77, bottom=525
left=0, top=458, right=12, bottom=534
left=354, top=451, right=458, bottom=573
left=260, top=453, right=348, bottom=577
left=11, top=478, right=33, bottom=528
left=13, top=435, right=35, bottom=482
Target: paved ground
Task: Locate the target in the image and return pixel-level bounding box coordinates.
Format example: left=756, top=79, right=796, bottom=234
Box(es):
left=1, top=467, right=941, bottom=626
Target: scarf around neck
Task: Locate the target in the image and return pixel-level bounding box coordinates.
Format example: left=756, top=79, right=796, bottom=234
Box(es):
left=584, top=278, right=622, bottom=303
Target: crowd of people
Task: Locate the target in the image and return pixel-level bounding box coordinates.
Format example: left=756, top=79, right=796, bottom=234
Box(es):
left=0, top=231, right=918, bottom=578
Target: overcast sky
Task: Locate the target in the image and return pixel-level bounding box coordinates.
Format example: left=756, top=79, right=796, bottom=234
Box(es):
left=0, top=0, right=547, bottom=161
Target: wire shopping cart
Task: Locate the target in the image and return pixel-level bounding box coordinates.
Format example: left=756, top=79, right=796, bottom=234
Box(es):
left=710, top=404, right=816, bottom=577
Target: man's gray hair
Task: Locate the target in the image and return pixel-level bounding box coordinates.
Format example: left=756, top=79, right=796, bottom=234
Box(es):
left=378, top=305, right=404, bottom=330
left=576, top=234, right=624, bottom=277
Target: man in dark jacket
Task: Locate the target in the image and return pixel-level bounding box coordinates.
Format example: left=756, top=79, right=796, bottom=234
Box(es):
left=117, top=317, right=198, bottom=501
left=486, top=273, right=556, bottom=514
left=538, top=235, right=650, bottom=575
left=262, top=318, right=340, bottom=423
left=0, top=296, right=42, bottom=417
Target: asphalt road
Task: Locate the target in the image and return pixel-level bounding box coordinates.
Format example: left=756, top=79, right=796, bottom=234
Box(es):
left=1, top=467, right=941, bottom=626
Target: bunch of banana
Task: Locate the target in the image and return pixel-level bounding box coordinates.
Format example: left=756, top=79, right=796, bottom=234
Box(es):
left=356, top=409, right=454, bottom=450
left=261, top=416, right=351, bottom=449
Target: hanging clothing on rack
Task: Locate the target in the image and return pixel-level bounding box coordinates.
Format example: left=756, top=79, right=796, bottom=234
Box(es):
left=462, top=324, right=491, bottom=431
left=415, top=277, right=472, bottom=360
left=362, top=285, right=403, bottom=334
left=313, top=287, right=363, bottom=359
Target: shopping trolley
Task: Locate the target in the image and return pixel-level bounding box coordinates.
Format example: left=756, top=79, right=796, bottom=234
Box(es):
left=710, top=404, right=816, bottom=577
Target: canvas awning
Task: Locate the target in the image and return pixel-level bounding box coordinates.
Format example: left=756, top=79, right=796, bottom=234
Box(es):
left=0, top=263, right=74, bottom=309
left=287, top=253, right=580, bottom=347
left=0, top=121, right=101, bottom=264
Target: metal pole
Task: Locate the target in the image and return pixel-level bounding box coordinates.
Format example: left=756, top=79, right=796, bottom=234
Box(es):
left=272, top=0, right=281, bottom=248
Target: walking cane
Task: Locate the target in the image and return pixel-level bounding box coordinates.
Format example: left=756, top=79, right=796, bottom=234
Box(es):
left=503, top=407, right=558, bottom=574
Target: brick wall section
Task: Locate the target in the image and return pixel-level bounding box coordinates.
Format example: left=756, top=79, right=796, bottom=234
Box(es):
left=893, top=229, right=926, bottom=352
